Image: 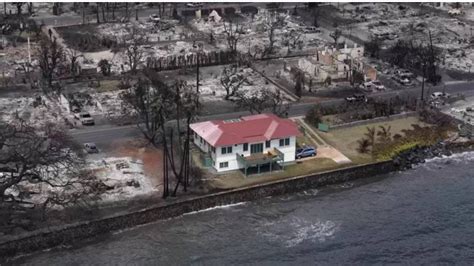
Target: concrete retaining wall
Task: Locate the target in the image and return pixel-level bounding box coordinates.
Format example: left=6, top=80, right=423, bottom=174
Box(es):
left=0, top=161, right=395, bottom=258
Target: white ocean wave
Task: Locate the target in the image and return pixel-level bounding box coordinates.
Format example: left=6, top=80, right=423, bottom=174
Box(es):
left=259, top=216, right=339, bottom=248
left=182, top=202, right=247, bottom=216
left=421, top=151, right=474, bottom=171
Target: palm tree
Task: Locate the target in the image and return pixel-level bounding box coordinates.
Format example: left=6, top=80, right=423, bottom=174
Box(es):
left=357, top=138, right=371, bottom=154
left=377, top=125, right=392, bottom=143
left=364, top=126, right=376, bottom=147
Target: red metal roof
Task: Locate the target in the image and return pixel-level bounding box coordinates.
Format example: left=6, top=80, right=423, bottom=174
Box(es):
left=190, top=113, right=301, bottom=147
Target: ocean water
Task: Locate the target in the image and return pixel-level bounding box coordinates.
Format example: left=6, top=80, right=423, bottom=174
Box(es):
left=13, top=152, right=474, bottom=265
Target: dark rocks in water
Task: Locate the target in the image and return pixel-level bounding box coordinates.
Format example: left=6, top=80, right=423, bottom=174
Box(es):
left=392, top=141, right=471, bottom=170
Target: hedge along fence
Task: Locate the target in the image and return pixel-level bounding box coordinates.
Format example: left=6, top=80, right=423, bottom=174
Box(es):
left=328, top=111, right=418, bottom=131
left=0, top=160, right=395, bottom=259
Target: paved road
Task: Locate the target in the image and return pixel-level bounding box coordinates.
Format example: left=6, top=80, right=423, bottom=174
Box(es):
left=71, top=81, right=474, bottom=148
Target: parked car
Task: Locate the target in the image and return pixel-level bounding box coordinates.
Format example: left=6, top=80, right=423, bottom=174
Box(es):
left=393, top=76, right=411, bottom=86
left=360, top=80, right=385, bottom=91
left=75, top=112, right=95, bottom=126
left=431, top=92, right=451, bottom=100
left=346, top=93, right=368, bottom=103
left=296, top=146, right=317, bottom=159
left=359, top=81, right=373, bottom=91
left=303, top=26, right=321, bottom=33
left=395, top=69, right=414, bottom=78
left=371, top=80, right=385, bottom=91
left=149, top=14, right=160, bottom=22
left=83, top=143, right=99, bottom=154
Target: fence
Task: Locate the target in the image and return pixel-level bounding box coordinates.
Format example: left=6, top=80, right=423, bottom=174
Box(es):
left=145, top=50, right=237, bottom=72
left=328, top=112, right=418, bottom=131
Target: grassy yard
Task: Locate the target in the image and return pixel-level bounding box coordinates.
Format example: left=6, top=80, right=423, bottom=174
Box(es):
left=207, top=158, right=345, bottom=190
left=318, top=116, right=428, bottom=164
left=96, top=79, right=121, bottom=93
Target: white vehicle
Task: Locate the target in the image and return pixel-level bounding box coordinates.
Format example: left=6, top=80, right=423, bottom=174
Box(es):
left=448, top=9, right=463, bottom=16
left=371, top=80, right=385, bottom=91
left=75, top=112, right=95, bottom=126
left=360, top=81, right=374, bottom=91
left=83, top=143, right=99, bottom=154
left=431, top=92, right=450, bottom=100
left=149, top=14, right=160, bottom=22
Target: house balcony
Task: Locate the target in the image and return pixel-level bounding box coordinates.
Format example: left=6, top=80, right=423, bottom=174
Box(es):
left=236, top=148, right=285, bottom=176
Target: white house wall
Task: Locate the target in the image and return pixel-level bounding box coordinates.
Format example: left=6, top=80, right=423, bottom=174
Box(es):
left=213, top=136, right=296, bottom=172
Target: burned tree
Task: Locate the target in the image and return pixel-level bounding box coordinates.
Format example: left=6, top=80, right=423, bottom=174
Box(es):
left=142, top=74, right=200, bottom=198
left=329, top=27, right=342, bottom=47
left=120, top=77, right=172, bottom=146
left=365, top=38, right=381, bottom=58
left=0, top=117, right=100, bottom=227
left=220, top=64, right=248, bottom=100
left=263, top=11, right=283, bottom=56
left=223, top=19, right=243, bottom=57
left=98, top=59, right=111, bottom=76
left=282, top=29, right=304, bottom=53
left=65, top=48, right=83, bottom=80
left=124, top=27, right=145, bottom=74
left=37, top=36, right=63, bottom=89
left=235, top=88, right=290, bottom=117
left=12, top=2, right=24, bottom=16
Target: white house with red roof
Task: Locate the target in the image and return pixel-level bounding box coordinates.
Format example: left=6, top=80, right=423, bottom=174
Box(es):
left=190, top=113, right=301, bottom=174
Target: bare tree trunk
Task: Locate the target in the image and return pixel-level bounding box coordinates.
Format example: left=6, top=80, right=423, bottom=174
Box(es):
left=96, top=3, right=100, bottom=23
left=82, top=3, right=85, bottom=24
left=101, top=3, right=106, bottom=22
left=112, top=3, right=116, bottom=20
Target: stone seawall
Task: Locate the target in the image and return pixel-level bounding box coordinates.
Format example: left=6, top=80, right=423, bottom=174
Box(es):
left=0, top=161, right=395, bottom=259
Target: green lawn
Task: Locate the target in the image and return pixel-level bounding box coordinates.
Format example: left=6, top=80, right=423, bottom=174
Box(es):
left=318, top=116, right=428, bottom=164
left=96, top=80, right=120, bottom=93
left=207, top=158, right=344, bottom=190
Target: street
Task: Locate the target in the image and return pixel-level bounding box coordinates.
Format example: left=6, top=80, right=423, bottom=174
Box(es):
left=71, top=80, right=474, bottom=149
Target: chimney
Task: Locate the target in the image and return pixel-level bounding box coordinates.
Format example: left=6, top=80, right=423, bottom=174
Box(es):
left=344, top=43, right=347, bottom=49
left=354, top=43, right=357, bottom=48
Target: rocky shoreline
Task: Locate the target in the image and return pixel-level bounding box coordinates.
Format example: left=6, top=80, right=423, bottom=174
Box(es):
left=393, top=141, right=474, bottom=170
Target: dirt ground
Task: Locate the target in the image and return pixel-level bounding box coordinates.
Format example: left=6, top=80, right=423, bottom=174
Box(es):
left=110, top=139, right=163, bottom=189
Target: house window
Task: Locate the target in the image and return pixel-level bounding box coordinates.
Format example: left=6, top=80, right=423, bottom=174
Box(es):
left=219, top=162, right=229, bottom=168
left=211, top=147, right=216, bottom=153
left=221, top=146, right=232, bottom=154
left=243, top=143, right=248, bottom=151
left=265, top=140, right=271, bottom=148
left=200, top=136, right=203, bottom=144
left=280, top=138, right=290, bottom=147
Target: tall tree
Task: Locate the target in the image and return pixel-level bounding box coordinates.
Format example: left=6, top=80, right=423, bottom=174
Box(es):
left=329, top=27, right=342, bottom=47
left=220, top=64, right=248, bottom=100
left=124, top=27, right=145, bottom=73
left=0, top=117, right=100, bottom=224
left=37, top=37, right=63, bottom=89
left=223, top=19, right=243, bottom=57
left=65, top=48, right=83, bottom=81
left=235, top=88, right=290, bottom=117
left=12, top=2, right=24, bottom=16
left=120, top=78, right=172, bottom=146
